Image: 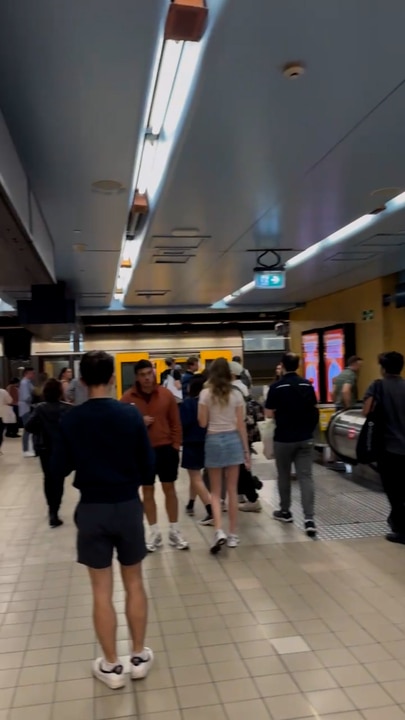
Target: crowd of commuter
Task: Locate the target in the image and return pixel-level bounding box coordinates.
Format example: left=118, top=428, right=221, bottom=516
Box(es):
left=0, top=346, right=405, bottom=688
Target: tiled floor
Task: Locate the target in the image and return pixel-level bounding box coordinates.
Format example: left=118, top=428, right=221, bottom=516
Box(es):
left=0, top=438, right=405, bottom=720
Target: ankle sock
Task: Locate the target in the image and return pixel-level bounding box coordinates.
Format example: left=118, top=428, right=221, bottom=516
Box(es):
left=186, top=499, right=195, bottom=509
left=170, top=522, right=179, bottom=532
left=149, top=523, right=160, bottom=533
left=101, top=659, right=120, bottom=672
left=132, top=648, right=149, bottom=661
left=206, top=504, right=212, bottom=515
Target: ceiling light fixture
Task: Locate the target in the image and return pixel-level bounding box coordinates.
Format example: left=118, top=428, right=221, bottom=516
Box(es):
left=112, top=0, right=212, bottom=307
left=149, top=41, right=184, bottom=136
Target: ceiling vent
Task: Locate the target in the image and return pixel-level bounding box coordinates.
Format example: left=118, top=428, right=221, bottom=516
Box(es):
left=127, top=192, right=149, bottom=239
left=136, top=290, right=169, bottom=297
left=79, top=293, right=109, bottom=299
left=150, top=235, right=208, bottom=250
left=325, top=252, right=377, bottom=262
left=165, top=0, right=208, bottom=42
left=359, top=232, right=405, bottom=249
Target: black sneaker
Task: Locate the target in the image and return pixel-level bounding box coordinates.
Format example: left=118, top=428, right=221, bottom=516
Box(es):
left=386, top=532, right=405, bottom=545
left=305, top=520, right=317, bottom=538
left=199, top=514, right=214, bottom=526
left=273, top=510, right=293, bottom=523
left=49, top=514, right=63, bottom=528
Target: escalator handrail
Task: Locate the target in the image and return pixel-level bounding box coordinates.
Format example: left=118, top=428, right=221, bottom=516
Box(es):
left=326, top=409, right=359, bottom=465
left=325, top=408, right=378, bottom=471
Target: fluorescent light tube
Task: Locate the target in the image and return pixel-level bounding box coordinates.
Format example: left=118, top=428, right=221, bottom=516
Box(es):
left=137, top=139, right=157, bottom=194
left=149, top=40, right=183, bottom=136
left=286, top=214, right=374, bottom=270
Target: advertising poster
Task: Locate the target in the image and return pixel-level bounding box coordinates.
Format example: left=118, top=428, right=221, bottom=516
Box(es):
left=302, top=333, right=320, bottom=400
left=323, top=328, right=345, bottom=402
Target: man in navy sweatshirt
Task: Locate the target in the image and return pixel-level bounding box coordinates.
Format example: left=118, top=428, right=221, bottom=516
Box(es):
left=56, top=351, right=154, bottom=690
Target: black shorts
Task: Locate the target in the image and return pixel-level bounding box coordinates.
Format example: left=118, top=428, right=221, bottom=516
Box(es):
left=74, top=499, right=146, bottom=569
left=143, top=444, right=179, bottom=486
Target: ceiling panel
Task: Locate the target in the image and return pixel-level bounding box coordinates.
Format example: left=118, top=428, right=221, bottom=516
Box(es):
left=129, top=0, right=405, bottom=310
left=2, top=1, right=405, bottom=316
left=0, top=0, right=167, bottom=303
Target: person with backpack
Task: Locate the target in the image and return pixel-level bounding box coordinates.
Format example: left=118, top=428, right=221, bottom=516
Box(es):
left=232, top=355, right=252, bottom=390
left=25, top=378, right=72, bottom=527
left=265, top=352, right=319, bottom=538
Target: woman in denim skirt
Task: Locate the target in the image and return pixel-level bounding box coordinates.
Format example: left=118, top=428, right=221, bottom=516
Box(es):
left=198, top=358, right=250, bottom=553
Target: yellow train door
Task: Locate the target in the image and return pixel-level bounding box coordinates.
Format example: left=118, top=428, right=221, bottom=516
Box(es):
left=199, top=349, right=233, bottom=371
left=115, top=352, right=149, bottom=398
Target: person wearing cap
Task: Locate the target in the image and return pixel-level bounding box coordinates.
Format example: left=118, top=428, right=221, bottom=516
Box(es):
left=229, top=361, right=249, bottom=400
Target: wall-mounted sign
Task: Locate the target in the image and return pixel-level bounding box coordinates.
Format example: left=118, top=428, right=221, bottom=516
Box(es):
left=254, top=270, right=286, bottom=289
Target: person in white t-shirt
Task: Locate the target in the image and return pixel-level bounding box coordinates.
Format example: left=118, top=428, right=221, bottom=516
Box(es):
left=198, top=358, right=249, bottom=554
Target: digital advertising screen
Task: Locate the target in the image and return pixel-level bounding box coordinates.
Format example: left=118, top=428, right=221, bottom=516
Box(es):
left=302, top=332, right=320, bottom=400
left=323, top=328, right=345, bottom=402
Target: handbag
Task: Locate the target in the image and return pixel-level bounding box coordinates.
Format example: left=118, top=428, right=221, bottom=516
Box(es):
left=356, top=379, right=384, bottom=464
left=258, top=418, right=275, bottom=460
left=3, top=405, right=16, bottom=424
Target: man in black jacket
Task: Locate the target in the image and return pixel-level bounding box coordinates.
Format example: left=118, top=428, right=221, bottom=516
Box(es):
left=266, top=352, right=318, bottom=538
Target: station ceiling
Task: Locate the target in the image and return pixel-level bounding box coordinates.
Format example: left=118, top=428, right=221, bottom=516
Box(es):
left=1, top=0, right=405, bottom=318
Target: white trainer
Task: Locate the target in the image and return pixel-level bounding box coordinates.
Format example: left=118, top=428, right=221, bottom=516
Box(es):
left=227, top=534, right=240, bottom=548
left=239, top=499, right=262, bottom=513
left=130, top=647, right=154, bottom=680
left=146, top=530, right=163, bottom=553
left=23, top=451, right=35, bottom=458
left=210, top=529, right=227, bottom=554
left=92, top=658, right=126, bottom=689
left=168, top=529, right=189, bottom=550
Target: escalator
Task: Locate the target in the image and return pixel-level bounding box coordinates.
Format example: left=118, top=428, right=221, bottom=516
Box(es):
left=326, top=409, right=381, bottom=490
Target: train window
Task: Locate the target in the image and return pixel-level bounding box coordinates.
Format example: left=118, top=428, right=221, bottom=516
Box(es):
left=121, top=363, right=135, bottom=395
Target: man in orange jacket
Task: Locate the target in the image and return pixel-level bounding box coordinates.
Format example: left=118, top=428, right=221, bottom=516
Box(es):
left=121, top=359, right=189, bottom=552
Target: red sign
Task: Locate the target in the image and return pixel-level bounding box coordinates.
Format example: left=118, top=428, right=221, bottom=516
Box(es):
left=302, top=333, right=320, bottom=401
left=324, top=328, right=345, bottom=403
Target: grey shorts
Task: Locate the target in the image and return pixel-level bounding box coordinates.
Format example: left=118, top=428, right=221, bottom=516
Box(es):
left=74, top=499, right=146, bottom=569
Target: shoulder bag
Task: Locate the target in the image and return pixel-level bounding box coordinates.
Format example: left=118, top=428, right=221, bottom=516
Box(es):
left=356, top=379, right=384, bottom=464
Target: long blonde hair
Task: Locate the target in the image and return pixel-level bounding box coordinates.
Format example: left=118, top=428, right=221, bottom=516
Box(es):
left=207, top=357, right=232, bottom=406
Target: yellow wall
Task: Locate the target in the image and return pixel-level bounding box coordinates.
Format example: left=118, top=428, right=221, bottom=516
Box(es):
left=290, top=275, right=405, bottom=396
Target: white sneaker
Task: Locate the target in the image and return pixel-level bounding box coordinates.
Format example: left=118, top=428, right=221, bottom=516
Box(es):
left=92, top=658, right=126, bottom=689
left=23, top=451, right=35, bottom=458
left=227, top=534, right=240, bottom=548
left=168, top=529, right=189, bottom=550
left=146, top=530, right=163, bottom=553
left=210, top=529, right=227, bottom=555
left=130, top=647, right=154, bottom=680
left=239, top=499, right=262, bottom=513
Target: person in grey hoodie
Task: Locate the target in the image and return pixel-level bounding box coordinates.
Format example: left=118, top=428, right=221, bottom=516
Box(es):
left=25, top=378, right=72, bottom=527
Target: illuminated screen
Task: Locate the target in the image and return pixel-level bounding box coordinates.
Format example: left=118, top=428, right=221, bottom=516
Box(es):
left=302, top=333, right=320, bottom=400
left=323, top=328, right=345, bottom=402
